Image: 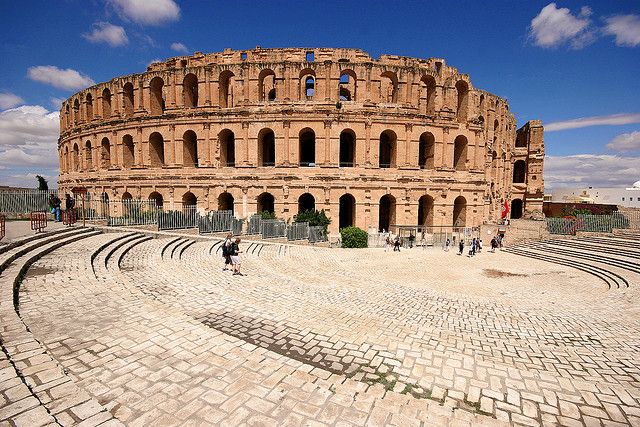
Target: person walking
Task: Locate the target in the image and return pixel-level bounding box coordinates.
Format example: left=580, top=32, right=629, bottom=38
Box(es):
left=408, top=232, right=415, bottom=249
left=222, top=233, right=233, bottom=271
left=393, top=236, right=401, bottom=252
left=230, top=238, right=243, bottom=275
left=445, top=238, right=451, bottom=252
left=64, top=194, right=75, bottom=225
left=458, top=239, right=464, bottom=255
left=384, top=236, right=390, bottom=252
left=49, top=193, right=61, bottom=222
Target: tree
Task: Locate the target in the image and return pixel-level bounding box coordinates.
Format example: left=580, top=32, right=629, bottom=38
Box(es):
left=36, top=175, right=48, bottom=191
left=294, top=209, right=331, bottom=233
left=340, top=226, right=368, bottom=248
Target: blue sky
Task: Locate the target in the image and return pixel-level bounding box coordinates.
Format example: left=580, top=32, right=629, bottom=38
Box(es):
left=0, top=0, right=639, bottom=189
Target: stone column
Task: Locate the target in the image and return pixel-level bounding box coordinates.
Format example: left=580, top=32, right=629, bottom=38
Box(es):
left=283, top=120, right=291, bottom=166
left=202, top=123, right=211, bottom=166
left=322, top=120, right=331, bottom=166
left=168, top=73, right=177, bottom=108
left=136, top=127, right=144, bottom=166
left=364, top=121, right=372, bottom=167
left=324, top=61, right=332, bottom=101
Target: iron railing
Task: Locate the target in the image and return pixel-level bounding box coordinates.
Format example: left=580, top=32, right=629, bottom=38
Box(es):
left=308, top=226, right=328, bottom=243
left=158, top=206, right=199, bottom=230
left=546, top=212, right=638, bottom=235
left=287, top=222, right=309, bottom=241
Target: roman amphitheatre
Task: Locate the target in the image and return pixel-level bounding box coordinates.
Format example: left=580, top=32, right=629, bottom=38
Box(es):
left=0, top=48, right=638, bottom=427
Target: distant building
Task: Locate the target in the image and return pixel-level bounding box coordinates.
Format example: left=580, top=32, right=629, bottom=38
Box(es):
left=545, top=181, right=640, bottom=208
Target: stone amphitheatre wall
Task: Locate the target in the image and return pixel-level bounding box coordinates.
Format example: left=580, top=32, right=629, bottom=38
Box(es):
left=58, top=47, right=544, bottom=234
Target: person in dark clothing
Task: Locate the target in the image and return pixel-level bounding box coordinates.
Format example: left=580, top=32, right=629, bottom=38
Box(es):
left=221, top=233, right=233, bottom=271
left=230, top=238, right=243, bottom=275
left=49, top=193, right=61, bottom=222
left=393, top=237, right=401, bottom=252
left=64, top=194, right=75, bottom=225
left=458, top=240, right=464, bottom=255
left=408, top=232, right=415, bottom=249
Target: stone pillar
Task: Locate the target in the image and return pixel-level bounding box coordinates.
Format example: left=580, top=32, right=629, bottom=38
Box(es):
left=324, top=61, right=332, bottom=101
left=136, top=79, right=145, bottom=113
left=168, top=73, right=176, bottom=108
left=136, top=127, right=144, bottom=166
left=283, top=121, right=291, bottom=166
left=441, top=127, right=451, bottom=168
left=202, top=123, right=211, bottom=166
left=322, top=120, right=331, bottom=166
left=364, top=121, right=372, bottom=167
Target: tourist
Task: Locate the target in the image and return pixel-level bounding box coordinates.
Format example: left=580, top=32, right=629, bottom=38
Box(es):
left=222, top=233, right=233, bottom=271
left=393, top=236, right=401, bottom=252
left=64, top=194, right=75, bottom=225
left=49, top=193, right=61, bottom=222
left=408, top=232, right=415, bottom=249
left=478, top=239, right=483, bottom=253
left=458, top=239, right=464, bottom=255
left=421, top=231, right=426, bottom=249
left=231, top=238, right=243, bottom=275
left=384, top=236, right=391, bottom=252
left=490, top=237, right=498, bottom=252
left=445, top=238, right=451, bottom=252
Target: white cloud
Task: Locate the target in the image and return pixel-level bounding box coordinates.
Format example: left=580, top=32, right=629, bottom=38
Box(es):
left=606, top=131, right=640, bottom=152
left=50, top=97, right=65, bottom=110
left=545, top=113, right=640, bottom=131
left=0, top=92, right=24, bottom=110
left=147, top=58, right=162, bottom=67
left=83, top=22, right=128, bottom=47
left=170, top=42, right=188, bottom=53
left=529, top=3, right=596, bottom=49
left=27, top=65, right=95, bottom=91
left=0, top=172, right=59, bottom=189
left=603, top=14, right=640, bottom=47
left=108, top=0, right=180, bottom=26
left=0, top=105, right=59, bottom=147
left=545, top=154, right=640, bottom=189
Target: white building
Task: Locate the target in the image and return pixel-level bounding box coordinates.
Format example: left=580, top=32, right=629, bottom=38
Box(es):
left=546, top=181, right=640, bottom=208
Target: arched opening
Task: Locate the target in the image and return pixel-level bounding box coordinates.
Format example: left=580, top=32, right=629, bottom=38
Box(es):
left=258, top=128, right=275, bottom=166
left=456, top=80, right=469, bottom=122
left=72, top=143, right=79, bottom=172
left=100, top=137, right=110, bottom=169
left=379, top=194, right=396, bottom=232
left=511, top=199, right=523, bottom=219
left=123, top=82, right=134, bottom=116
left=453, top=135, right=468, bottom=171
left=182, top=73, right=198, bottom=108
left=149, top=191, right=163, bottom=208
left=73, top=99, right=80, bottom=123
left=339, top=129, right=355, bottom=167
left=85, top=93, right=93, bottom=120
left=219, top=71, right=234, bottom=108
left=122, top=135, right=134, bottom=168
left=182, top=130, right=198, bottom=167
left=420, top=75, right=436, bottom=114
left=418, top=195, right=434, bottom=227
left=102, top=88, right=112, bottom=118
left=122, top=192, right=132, bottom=201
left=257, top=192, right=275, bottom=214
left=100, top=192, right=110, bottom=217
left=515, top=132, right=527, bottom=148
left=479, top=94, right=485, bottom=112
left=182, top=191, right=197, bottom=212
left=339, top=70, right=356, bottom=101
left=298, top=193, right=315, bottom=213
left=149, top=77, right=165, bottom=115
left=299, top=128, right=315, bottom=167
left=259, top=69, right=276, bottom=101
left=218, top=192, right=234, bottom=214
left=219, top=129, right=235, bottom=167
left=65, top=104, right=70, bottom=128
left=380, top=71, right=398, bottom=103
left=453, top=196, right=467, bottom=227
left=85, top=140, right=93, bottom=170
left=63, top=146, right=69, bottom=173
left=149, top=132, right=165, bottom=167
left=418, top=132, right=435, bottom=169
left=304, top=76, right=315, bottom=98
left=339, top=194, right=356, bottom=229
left=513, top=160, right=526, bottom=183
left=379, top=130, right=396, bottom=168
left=491, top=150, right=498, bottom=180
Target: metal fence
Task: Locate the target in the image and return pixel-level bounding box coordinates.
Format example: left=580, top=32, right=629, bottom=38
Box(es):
left=368, top=226, right=479, bottom=248
left=107, top=199, right=159, bottom=226
left=287, top=222, right=309, bottom=241
left=309, top=226, right=328, bottom=243
left=260, top=219, right=287, bottom=239
left=546, top=212, right=637, bottom=235
left=0, top=190, right=53, bottom=215
left=158, top=206, right=199, bottom=230
left=198, top=210, right=235, bottom=234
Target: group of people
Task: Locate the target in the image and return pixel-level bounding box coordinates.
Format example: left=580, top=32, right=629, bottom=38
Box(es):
left=48, top=193, right=75, bottom=223
left=221, top=233, right=244, bottom=275
left=458, top=237, right=483, bottom=256
left=490, top=235, right=504, bottom=252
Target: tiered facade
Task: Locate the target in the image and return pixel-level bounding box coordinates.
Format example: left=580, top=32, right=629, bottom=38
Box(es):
left=58, top=47, right=544, bottom=234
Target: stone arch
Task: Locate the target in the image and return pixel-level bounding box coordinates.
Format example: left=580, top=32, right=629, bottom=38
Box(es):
left=513, top=160, right=526, bottom=183
left=418, top=132, right=435, bottom=169
left=379, top=130, right=397, bottom=168
left=123, top=82, right=134, bottom=116
left=298, top=193, right=315, bottom=213
left=65, top=104, right=70, bottom=128
left=258, top=69, right=276, bottom=101
left=479, top=94, right=485, bottom=112
left=339, top=70, right=356, bottom=101
left=219, top=70, right=235, bottom=107
left=453, top=135, right=468, bottom=171
left=219, top=129, right=235, bottom=166
left=515, top=132, right=527, bottom=148
left=420, top=75, right=436, bottom=114
left=456, top=80, right=469, bottom=122
left=100, top=192, right=110, bottom=217
left=511, top=199, right=523, bottom=219
left=182, top=73, right=198, bottom=107
left=299, top=128, right=315, bottom=167
left=149, top=77, right=164, bottom=115
left=418, top=195, right=434, bottom=227
left=339, top=129, right=356, bottom=167
left=63, top=146, right=69, bottom=173
left=182, top=191, right=197, bottom=210
left=379, top=194, right=396, bottom=232
left=102, top=88, right=112, bottom=118
left=218, top=192, right=234, bottom=214
left=258, top=128, right=275, bottom=166
left=149, top=132, right=165, bottom=167
left=257, top=192, right=275, bottom=214
left=122, top=134, right=134, bottom=168
left=453, top=196, right=467, bottom=227
left=380, top=71, right=398, bottom=103
left=299, top=68, right=316, bottom=100
left=149, top=191, right=163, bottom=208
left=73, top=99, right=80, bottom=123
left=85, top=93, right=93, bottom=120
left=339, top=193, right=356, bottom=229
left=100, top=137, right=110, bottom=169
left=72, top=143, right=80, bottom=172
left=85, top=140, right=93, bottom=170
left=182, top=130, right=198, bottom=167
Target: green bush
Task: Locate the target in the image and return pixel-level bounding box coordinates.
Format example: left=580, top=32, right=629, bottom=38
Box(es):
left=294, top=209, right=331, bottom=233
left=340, top=226, right=368, bottom=248
left=258, top=211, right=276, bottom=220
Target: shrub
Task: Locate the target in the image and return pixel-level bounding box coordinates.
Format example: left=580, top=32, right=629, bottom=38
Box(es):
left=340, top=226, right=368, bottom=248
left=258, top=210, right=276, bottom=220
left=294, top=209, right=331, bottom=233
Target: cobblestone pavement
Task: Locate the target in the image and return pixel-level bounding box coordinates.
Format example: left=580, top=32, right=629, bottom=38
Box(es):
left=14, top=232, right=640, bottom=426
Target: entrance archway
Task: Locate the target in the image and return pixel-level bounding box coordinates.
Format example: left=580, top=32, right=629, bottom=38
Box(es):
left=257, top=192, right=275, bottom=214
left=339, top=194, right=355, bottom=229
left=218, top=192, right=234, bottom=214
left=511, top=199, right=523, bottom=219
left=379, top=194, right=396, bottom=232
left=298, top=193, right=315, bottom=213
